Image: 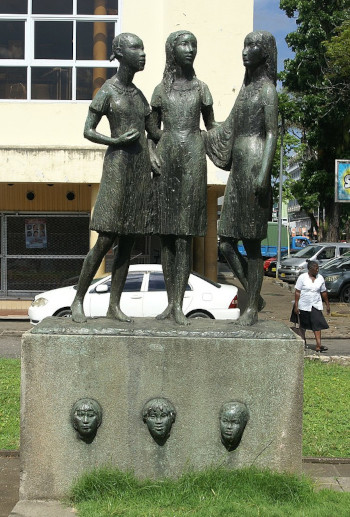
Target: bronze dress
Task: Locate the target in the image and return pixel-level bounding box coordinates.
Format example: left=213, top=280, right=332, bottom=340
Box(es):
left=90, top=76, right=154, bottom=235
left=206, top=77, right=274, bottom=240
left=151, top=79, right=213, bottom=236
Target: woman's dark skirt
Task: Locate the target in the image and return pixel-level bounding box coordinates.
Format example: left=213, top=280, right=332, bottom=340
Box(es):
left=290, top=306, right=329, bottom=331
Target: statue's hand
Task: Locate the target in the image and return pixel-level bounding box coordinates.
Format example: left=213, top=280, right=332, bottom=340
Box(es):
left=114, top=129, right=140, bottom=146
left=150, top=151, right=161, bottom=177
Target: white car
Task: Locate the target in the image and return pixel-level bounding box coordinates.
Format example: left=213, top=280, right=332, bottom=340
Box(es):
left=29, top=264, right=240, bottom=324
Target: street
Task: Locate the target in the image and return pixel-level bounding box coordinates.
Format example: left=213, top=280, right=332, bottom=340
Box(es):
left=0, top=274, right=349, bottom=358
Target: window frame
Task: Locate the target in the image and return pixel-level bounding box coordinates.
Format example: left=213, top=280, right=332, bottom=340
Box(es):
left=0, top=0, right=121, bottom=101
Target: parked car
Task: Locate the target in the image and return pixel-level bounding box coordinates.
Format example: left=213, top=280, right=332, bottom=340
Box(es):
left=263, top=249, right=298, bottom=277
left=277, top=242, right=350, bottom=283
left=319, top=251, right=350, bottom=302
left=29, top=264, right=240, bottom=324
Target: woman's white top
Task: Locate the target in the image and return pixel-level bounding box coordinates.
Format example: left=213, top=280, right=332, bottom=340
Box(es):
left=295, top=272, right=326, bottom=311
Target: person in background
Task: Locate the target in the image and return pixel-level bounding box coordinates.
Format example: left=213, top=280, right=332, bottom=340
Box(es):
left=292, top=260, right=330, bottom=352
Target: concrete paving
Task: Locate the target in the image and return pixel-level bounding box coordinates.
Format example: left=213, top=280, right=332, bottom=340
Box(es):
left=1, top=453, right=349, bottom=517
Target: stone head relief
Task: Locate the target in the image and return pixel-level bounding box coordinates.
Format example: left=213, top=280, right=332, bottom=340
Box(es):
left=71, top=398, right=102, bottom=444
left=142, top=397, right=176, bottom=446
left=219, top=401, right=249, bottom=451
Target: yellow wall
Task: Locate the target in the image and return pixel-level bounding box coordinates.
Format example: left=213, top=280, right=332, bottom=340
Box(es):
left=0, top=146, right=105, bottom=183
left=0, top=183, right=91, bottom=212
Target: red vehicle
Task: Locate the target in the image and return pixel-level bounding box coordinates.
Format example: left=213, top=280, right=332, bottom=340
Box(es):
left=264, top=250, right=298, bottom=277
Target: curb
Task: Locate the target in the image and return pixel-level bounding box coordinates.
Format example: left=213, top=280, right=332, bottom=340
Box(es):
left=0, top=450, right=19, bottom=457
left=305, top=355, right=350, bottom=365
left=303, top=457, right=350, bottom=464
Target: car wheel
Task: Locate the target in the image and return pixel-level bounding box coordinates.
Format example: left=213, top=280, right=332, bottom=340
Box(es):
left=340, top=284, right=350, bottom=303
left=55, top=308, right=72, bottom=318
left=187, top=311, right=213, bottom=319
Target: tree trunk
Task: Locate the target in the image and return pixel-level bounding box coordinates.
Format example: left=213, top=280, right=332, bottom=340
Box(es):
left=307, top=212, right=318, bottom=240
left=325, top=202, right=340, bottom=241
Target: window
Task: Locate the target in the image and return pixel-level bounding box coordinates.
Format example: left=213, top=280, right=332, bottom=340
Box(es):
left=318, top=247, right=335, bottom=260
left=0, top=0, right=119, bottom=100
left=148, top=272, right=166, bottom=292
left=148, top=272, right=191, bottom=292
left=124, top=273, right=144, bottom=292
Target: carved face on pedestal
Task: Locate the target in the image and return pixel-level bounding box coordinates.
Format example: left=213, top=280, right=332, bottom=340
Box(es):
left=142, top=398, right=176, bottom=445
left=71, top=398, right=102, bottom=444
left=219, top=401, right=249, bottom=451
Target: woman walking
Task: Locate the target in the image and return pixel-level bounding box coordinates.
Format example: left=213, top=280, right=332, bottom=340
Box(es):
left=292, top=260, right=330, bottom=352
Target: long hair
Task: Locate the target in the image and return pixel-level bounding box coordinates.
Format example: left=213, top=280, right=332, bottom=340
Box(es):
left=244, top=31, right=277, bottom=86
left=162, top=30, right=197, bottom=93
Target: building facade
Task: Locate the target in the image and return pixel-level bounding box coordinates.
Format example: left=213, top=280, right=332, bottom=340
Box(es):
left=0, top=0, right=253, bottom=310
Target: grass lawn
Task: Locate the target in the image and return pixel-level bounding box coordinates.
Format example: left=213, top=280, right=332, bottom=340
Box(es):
left=68, top=466, right=350, bottom=517
left=0, top=358, right=20, bottom=449
left=303, top=360, right=350, bottom=458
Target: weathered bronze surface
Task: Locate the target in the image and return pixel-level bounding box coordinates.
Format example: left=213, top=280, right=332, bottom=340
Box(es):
left=142, top=397, right=176, bottom=445
left=71, top=398, right=102, bottom=443
left=205, top=31, right=278, bottom=326
left=147, top=31, right=217, bottom=326
left=31, top=317, right=296, bottom=339
left=219, top=401, right=249, bottom=451
left=71, top=33, right=154, bottom=324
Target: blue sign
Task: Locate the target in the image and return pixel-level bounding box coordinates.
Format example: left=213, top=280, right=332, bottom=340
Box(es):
left=335, top=160, right=350, bottom=202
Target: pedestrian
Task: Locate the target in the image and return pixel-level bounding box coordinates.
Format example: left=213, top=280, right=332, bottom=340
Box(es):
left=291, top=260, right=330, bottom=352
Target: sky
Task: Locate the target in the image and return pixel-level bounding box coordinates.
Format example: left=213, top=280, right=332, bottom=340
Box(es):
left=253, top=0, right=297, bottom=72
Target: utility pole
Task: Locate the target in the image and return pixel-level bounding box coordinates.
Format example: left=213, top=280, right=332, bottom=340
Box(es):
left=276, top=113, right=284, bottom=278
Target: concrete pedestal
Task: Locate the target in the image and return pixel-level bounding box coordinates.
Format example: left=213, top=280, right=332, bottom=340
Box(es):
left=20, top=318, right=304, bottom=500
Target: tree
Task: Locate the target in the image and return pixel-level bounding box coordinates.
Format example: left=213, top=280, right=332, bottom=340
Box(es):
left=279, top=0, right=350, bottom=241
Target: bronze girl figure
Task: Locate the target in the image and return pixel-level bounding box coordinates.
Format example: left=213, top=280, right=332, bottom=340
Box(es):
left=206, top=31, right=278, bottom=326
left=149, top=30, right=217, bottom=325
left=71, top=33, right=154, bottom=323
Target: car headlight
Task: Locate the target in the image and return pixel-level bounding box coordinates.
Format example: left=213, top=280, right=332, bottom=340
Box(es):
left=31, top=297, right=48, bottom=307
left=325, top=275, right=340, bottom=282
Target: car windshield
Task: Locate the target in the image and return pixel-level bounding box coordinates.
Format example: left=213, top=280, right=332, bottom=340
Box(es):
left=73, top=276, right=108, bottom=291
left=293, top=245, right=323, bottom=258
left=321, top=257, right=344, bottom=269
left=324, top=257, right=350, bottom=270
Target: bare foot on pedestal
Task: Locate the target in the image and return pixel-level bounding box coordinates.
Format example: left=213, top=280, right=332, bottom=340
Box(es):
left=71, top=300, right=87, bottom=323
left=156, top=304, right=174, bottom=320
left=237, top=307, right=258, bottom=326
left=173, top=306, right=190, bottom=326
left=106, top=305, right=133, bottom=322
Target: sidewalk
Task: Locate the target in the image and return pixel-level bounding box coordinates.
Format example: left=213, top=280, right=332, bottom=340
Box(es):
left=1, top=453, right=349, bottom=517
